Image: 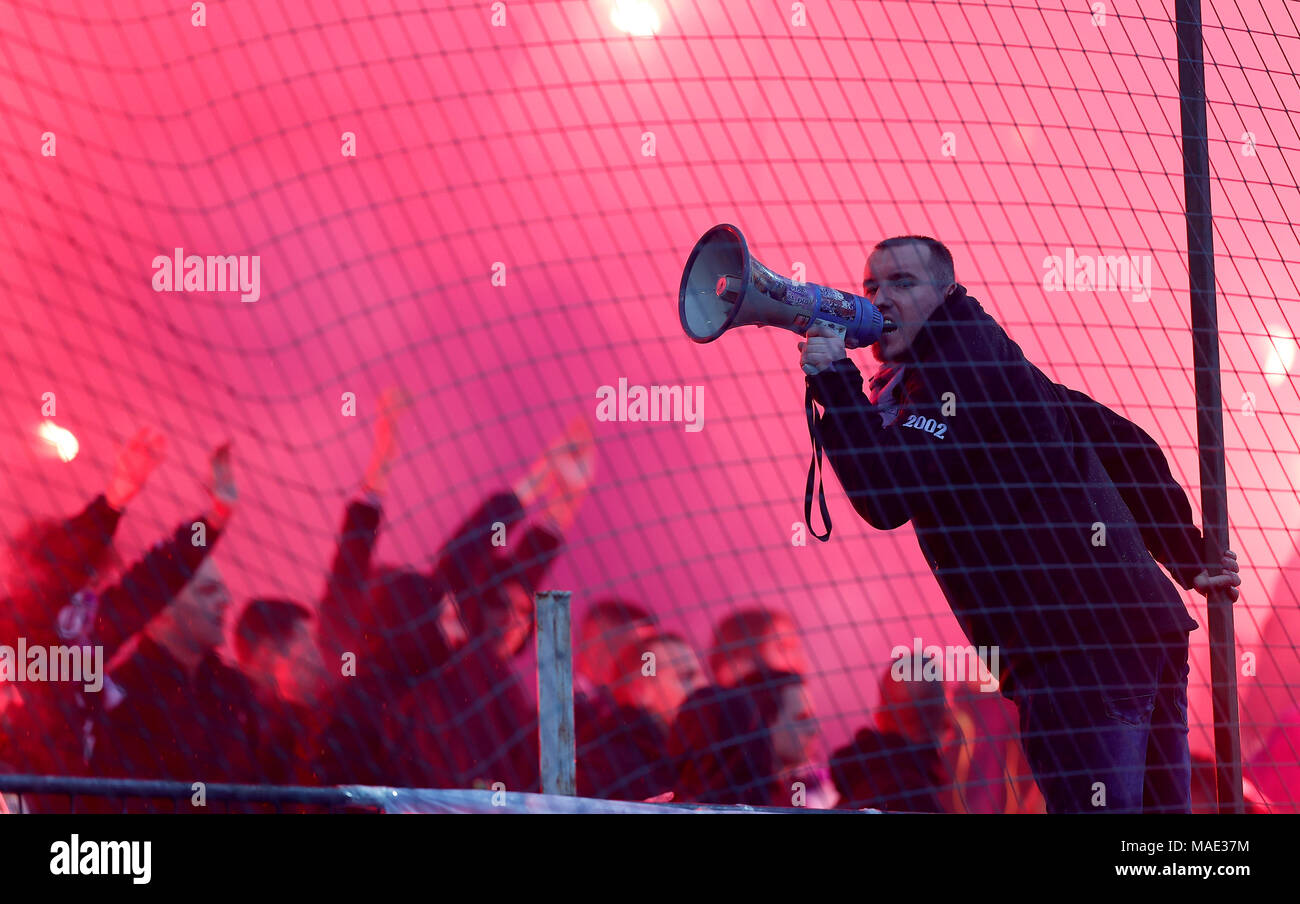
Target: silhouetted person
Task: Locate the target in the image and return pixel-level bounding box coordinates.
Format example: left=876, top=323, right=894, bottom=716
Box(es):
left=575, top=598, right=659, bottom=709
left=570, top=632, right=702, bottom=801
left=670, top=684, right=781, bottom=807
left=708, top=608, right=810, bottom=688
left=95, top=559, right=264, bottom=804
left=2, top=432, right=232, bottom=812
left=801, top=236, right=1240, bottom=812
left=829, top=658, right=952, bottom=812
left=572, top=599, right=666, bottom=800
left=737, top=669, right=834, bottom=808
left=307, top=394, right=576, bottom=789
left=945, top=678, right=1045, bottom=813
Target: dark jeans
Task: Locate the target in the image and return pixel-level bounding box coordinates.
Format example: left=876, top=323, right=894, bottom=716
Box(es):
left=1009, top=636, right=1191, bottom=813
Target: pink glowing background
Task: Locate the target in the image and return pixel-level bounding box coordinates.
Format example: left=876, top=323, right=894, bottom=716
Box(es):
left=1, top=1, right=1297, bottom=782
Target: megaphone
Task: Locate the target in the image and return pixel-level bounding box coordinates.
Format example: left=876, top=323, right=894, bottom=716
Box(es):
left=679, top=224, right=897, bottom=347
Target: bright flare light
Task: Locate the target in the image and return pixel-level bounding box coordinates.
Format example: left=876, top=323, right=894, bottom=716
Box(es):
left=39, top=421, right=79, bottom=462
left=1263, top=323, right=1297, bottom=386
left=611, top=0, right=660, bottom=36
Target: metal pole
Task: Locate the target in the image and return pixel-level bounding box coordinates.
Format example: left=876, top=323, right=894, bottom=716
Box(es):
left=535, top=590, right=576, bottom=795
left=1175, top=0, right=1242, bottom=813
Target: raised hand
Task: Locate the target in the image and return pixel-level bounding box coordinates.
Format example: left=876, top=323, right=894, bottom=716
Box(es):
left=105, top=427, right=167, bottom=510
left=520, top=416, right=596, bottom=533
left=208, top=442, right=238, bottom=529
left=547, top=416, right=596, bottom=500
left=363, top=387, right=411, bottom=496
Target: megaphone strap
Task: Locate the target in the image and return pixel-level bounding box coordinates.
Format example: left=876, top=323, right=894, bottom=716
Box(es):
left=804, top=385, right=832, bottom=542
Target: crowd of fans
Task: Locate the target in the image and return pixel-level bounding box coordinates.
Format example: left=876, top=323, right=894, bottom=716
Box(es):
left=0, top=398, right=1284, bottom=812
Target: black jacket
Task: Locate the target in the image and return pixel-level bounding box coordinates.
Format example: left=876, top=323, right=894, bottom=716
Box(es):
left=308, top=491, right=562, bottom=787
left=575, top=696, right=676, bottom=801
left=430, top=490, right=566, bottom=619
left=317, top=491, right=564, bottom=673
left=808, top=286, right=1201, bottom=689
left=387, top=639, right=540, bottom=793
left=830, top=728, right=946, bottom=813
left=2, top=497, right=223, bottom=780
left=96, top=638, right=263, bottom=787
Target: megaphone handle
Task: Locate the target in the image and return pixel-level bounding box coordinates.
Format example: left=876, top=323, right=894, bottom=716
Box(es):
left=804, top=385, right=833, bottom=542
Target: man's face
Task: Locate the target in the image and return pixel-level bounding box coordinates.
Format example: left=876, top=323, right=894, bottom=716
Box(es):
left=758, top=629, right=809, bottom=678
left=489, top=582, right=534, bottom=660
left=616, top=638, right=706, bottom=722
left=579, top=615, right=656, bottom=685
left=770, top=682, right=819, bottom=767
left=150, top=563, right=230, bottom=661
left=713, top=617, right=808, bottom=688
left=877, top=677, right=954, bottom=746
left=863, top=242, right=953, bottom=362
left=253, top=620, right=328, bottom=709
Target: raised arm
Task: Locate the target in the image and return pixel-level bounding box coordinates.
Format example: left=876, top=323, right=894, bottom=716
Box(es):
left=317, top=389, right=413, bottom=660
left=104, top=426, right=168, bottom=513
left=493, top=523, right=566, bottom=596
left=801, top=311, right=1008, bottom=531
left=90, top=443, right=236, bottom=652
left=323, top=389, right=408, bottom=602
left=803, top=304, right=1075, bottom=535
left=317, top=497, right=382, bottom=664
left=430, top=491, right=529, bottom=595
left=93, top=517, right=222, bottom=652
left=805, top=355, right=951, bottom=530
left=30, top=496, right=123, bottom=606
left=25, top=428, right=166, bottom=604
left=513, top=416, right=596, bottom=537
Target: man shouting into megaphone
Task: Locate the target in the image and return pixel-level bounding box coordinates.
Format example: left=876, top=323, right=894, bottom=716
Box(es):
left=798, top=235, right=1240, bottom=814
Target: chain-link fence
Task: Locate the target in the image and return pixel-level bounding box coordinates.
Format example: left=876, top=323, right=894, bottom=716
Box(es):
left=0, top=0, right=1295, bottom=814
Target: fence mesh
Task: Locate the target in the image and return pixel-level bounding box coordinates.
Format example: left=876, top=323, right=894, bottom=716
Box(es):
left=0, top=0, right=1296, bottom=814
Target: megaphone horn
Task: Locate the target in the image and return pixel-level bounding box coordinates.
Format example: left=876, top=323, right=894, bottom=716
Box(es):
left=679, top=224, right=896, bottom=348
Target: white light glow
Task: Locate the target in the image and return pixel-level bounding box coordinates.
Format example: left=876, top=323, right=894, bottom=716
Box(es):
left=1263, top=323, right=1297, bottom=386
left=38, top=421, right=79, bottom=462
left=611, top=0, right=660, bottom=36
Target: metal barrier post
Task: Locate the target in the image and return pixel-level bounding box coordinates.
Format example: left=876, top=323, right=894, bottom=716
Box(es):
left=1176, top=0, right=1243, bottom=814
left=535, top=590, right=576, bottom=796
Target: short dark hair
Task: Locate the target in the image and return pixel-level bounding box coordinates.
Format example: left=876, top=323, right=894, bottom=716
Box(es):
left=618, top=630, right=691, bottom=661
left=456, top=579, right=536, bottom=658
left=584, top=598, right=657, bottom=629
left=365, top=566, right=451, bottom=673
left=670, top=684, right=781, bottom=806
left=711, top=608, right=793, bottom=646
left=872, top=236, right=955, bottom=287
left=736, top=668, right=805, bottom=726
left=709, top=608, right=796, bottom=673
left=234, top=597, right=312, bottom=663
left=609, top=630, right=694, bottom=682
